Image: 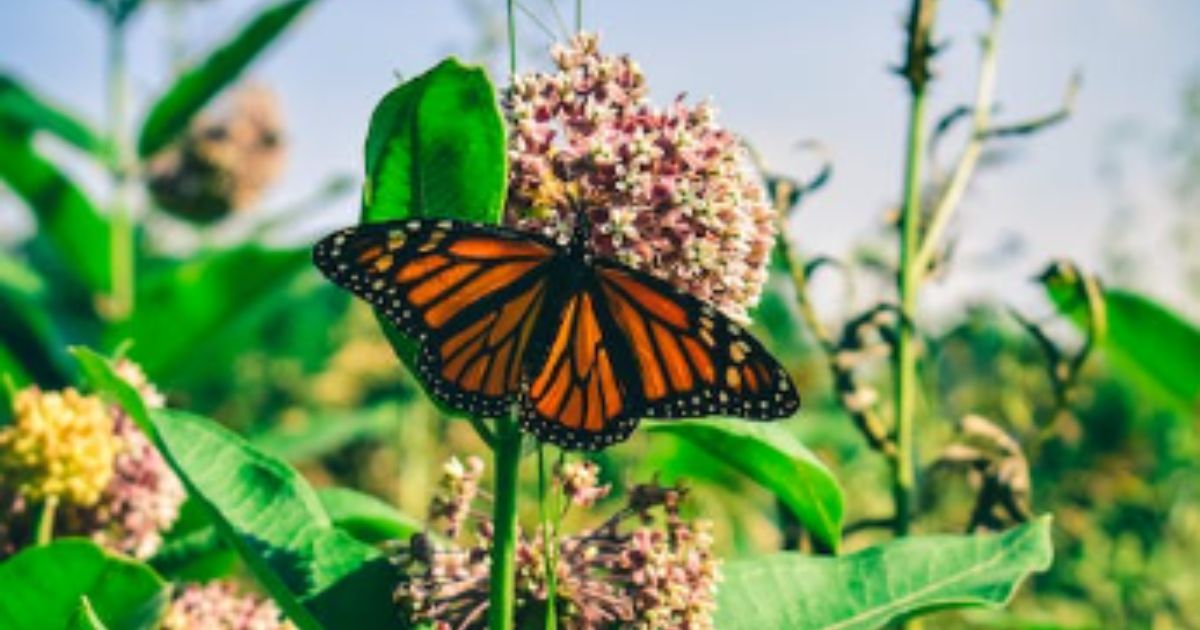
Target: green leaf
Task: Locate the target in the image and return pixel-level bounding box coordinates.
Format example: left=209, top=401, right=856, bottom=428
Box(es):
left=151, top=409, right=398, bottom=630
left=647, top=419, right=844, bottom=551
left=318, top=488, right=424, bottom=545
left=0, top=74, right=107, bottom=155
left=70, top=346, right=154, bottom=437
left=1044, top=282, right=1200, bottom=413
left=250, top=405, right=401, bottom=463
left=106, top=245, right=310, bottom=382
left=0, top=539, right=168, bottom=630
left=0, top=134, right=111, bottom=292
left=715, top=516, right=1054, bottom=630
left=69, top=597, right=108, bottom=630
left=358, top=58, right=507, bottom=413
left=362, top=58, right=506, bottom=224
left=137, top=0, right=316, bottom=157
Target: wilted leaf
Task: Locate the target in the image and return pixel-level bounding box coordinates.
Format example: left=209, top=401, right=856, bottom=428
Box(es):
left=0, top=539, right=168, bottom=630
left=647, top=419, right=844, bottom=551
left=137, top=0, right=316, bottom=157
left=715, top=516, right=1054, bottom=630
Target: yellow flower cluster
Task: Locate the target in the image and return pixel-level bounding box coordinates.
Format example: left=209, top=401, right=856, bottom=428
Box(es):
left=0, top=387, right=120, bottom=507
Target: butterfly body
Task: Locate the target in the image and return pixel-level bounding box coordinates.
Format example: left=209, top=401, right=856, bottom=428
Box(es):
left=313, top=217, right=799, bottom=451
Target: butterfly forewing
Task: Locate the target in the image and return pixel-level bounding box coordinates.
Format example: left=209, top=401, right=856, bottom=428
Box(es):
left=313, top=218, right=800, bottom=452
left=313, top=220, right=555, bottom=416
left=596, top=261, right=800, bottom=420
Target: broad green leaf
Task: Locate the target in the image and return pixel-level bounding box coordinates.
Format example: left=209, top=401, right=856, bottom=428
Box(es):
left=361, top=58, right=506, bottom=223
left=106, top=245, right=310, bottom=382
left=318, top=488, right=423, bottom=545
left=0, top=287, right=74, bottom=391
left=358, top=58, right=506, bottom=413
left=715, top=516, right=1054, bottom=630
left=70, top=346, right=154, bottom=436
left=1044, top=280, right=1200, bottom=413
left=0, top=539, right=168, bottom=630
left=151, top=409, right=398, bottom=630
left=149, top=521, right=237, bottom=582
left=647, top=419, right=844, bottom=551
left=0, top=74, right=107, bottom=155
left=69, top=597, right=108, bottom=630
left=137, top=0, right=316, bottom=157
left=250, top=405, right=401, bottom=463
left=0, top=134, right=111, bottom=291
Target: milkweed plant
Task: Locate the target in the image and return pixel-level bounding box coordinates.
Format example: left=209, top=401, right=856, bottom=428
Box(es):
left=7, top=0, right=1156, bottom=628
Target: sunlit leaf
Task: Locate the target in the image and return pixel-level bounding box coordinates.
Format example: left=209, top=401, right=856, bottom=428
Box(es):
left=715, top=516, right=1054, bottom=630
left=318, top=488, right=424, bottom=545
left=647, top=419, right=844, bottom=551
left=0, top=539, right=168, bottom=630
left=137, top=0, right=316, bottom=157
left=0, top=134, right=111, bottom=292
left=69, top=597, right=108, bottom=630
left=151, top=409, right=398, bottom=630
left=71, top=346, right=153, bottom=436
left=357, top=57, right=506, bottom=414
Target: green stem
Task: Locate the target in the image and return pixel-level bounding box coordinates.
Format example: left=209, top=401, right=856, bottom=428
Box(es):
left=489, top=417, right=523, bottom=630
left=893, top=0, right=938, bottom=539
left=35, top=496, right=59, bottom=545
left=105, top=18, right=135, bottom=321
left=538, top=445, right=558, bottom=629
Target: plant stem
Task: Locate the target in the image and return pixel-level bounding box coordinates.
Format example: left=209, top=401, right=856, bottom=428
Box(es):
left=893, top=0, right=938, bottom=539
left=913, top=2, right=1005, bottom=279
left=105, top=17, right=135, bottom=321
left=538, top=445, right=558, bottom=629
left=35, top=496, right=58, bottom=545
left=489, top=417, right=523, bottom=630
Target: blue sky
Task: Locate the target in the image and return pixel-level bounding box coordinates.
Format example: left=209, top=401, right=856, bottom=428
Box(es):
left=2, top=0, right=1198, bottom=314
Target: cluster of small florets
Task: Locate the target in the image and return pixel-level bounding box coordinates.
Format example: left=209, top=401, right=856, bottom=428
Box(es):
left=503, top=32, right=775, bottom=322
left=147, top=84, right=286, bottom=222
left=0, top=387, right=118, bottom=507
left=394, top=457, right=720, bottom=629
left=0, top=360, right=185, bottom=559
left=161, top=581, right=296, bottom=630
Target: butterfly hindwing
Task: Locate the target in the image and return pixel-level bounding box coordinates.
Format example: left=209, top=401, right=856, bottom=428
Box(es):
left=313, top=219, right=556, bottom=416
left=517, top=280, right=644, bottom=451
left=596, top=261, right=800, bottom=421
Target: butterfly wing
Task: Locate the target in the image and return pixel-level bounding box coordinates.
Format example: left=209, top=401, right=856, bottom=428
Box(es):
left=595, top=260, right=801, bottom=420
left=313, top=219, right=556, bottom=417
left=517, top=280, right=644, bottom=451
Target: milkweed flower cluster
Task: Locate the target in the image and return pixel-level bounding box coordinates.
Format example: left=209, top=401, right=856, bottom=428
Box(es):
left=393, top=457, right=721, bottom=629
left=148, top=84, right=286, bottom=222
left=0, top=360, right=185, bottom=559
left=504, top=32, right=776, bottom=323
left=162, top=582, right=296, bottom=630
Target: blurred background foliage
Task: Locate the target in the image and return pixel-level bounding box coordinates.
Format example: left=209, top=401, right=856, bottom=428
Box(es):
left=1, top=1, right=1198, bottom=629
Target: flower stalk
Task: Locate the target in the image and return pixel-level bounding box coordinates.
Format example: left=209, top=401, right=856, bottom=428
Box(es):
left=488, top=416, right=522, bottom=630
left=35, top=496, right=58, bottom=545
left=893, top=0, right=939, bottom=538
left=105, top=16, right=135, bottom=321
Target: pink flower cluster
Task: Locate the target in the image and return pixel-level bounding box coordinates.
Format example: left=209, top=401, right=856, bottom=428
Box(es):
left=395, top=457, right=721, bottom=629
left=504, top=33, right=776, bottom=322
left=162, top=582, right=295, bottom=630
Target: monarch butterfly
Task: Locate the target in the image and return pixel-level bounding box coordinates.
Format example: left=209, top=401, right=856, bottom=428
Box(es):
left=312, top=215, right=799, bottom=451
